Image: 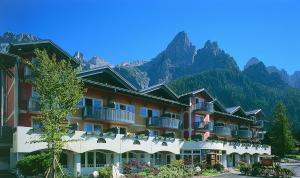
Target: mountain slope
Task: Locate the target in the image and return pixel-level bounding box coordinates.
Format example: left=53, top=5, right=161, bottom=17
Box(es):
left=121, top=31, right=239, bottom=87
left=168, top=69, right=300, bottom=131
left=243, top=62, right=287, bottom=88
left=0, top=32, right=40, bottom=52
left=138, top=31, right=196, bottom=85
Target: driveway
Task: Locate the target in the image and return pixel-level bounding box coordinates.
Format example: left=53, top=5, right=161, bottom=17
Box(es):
left=281, top=163, right=300, bottom=177
left=213, top=173, right=255, bottom=178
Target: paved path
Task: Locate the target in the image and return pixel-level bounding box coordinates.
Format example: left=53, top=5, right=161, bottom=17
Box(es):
left=281, top=163, right=300, bottom=177
left=214, top=173, right=254, bottom=178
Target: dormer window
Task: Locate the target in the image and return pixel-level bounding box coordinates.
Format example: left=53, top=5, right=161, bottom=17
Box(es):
left=195, top=97, right=204, bottom=104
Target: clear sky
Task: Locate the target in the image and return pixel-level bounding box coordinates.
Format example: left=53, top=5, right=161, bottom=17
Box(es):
left=1, top=0, right=299, bottom=74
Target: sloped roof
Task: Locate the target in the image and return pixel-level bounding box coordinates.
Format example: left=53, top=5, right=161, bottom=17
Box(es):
left=82, top=79, right=188, bottom=107
left=212, top=99, right=227, bottom=112
left=245, top=109, right=262, bottom=115
left=8, top=40, right=80, bottom=66
left=140, top=83, right=178, bottom=100
left=0, top=53, right=19, bottom=77
left=226, top=106, right=247, bottom=117
left=245, top=109, right=265, bottom=118
left=79, top=66, right=137, bottom=91
left=225, top=106, right=241, bottom=114
left=179, top=88, right=214, bottom=101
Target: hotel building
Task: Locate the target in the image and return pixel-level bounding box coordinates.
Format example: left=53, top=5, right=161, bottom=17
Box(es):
left=0, top=41, right=270, bottom=176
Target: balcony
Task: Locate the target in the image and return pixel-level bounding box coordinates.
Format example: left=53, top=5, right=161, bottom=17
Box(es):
left=28, top=97, right=40, bottom=112
left=212, top=126, right=232, bottom=137
left=147, top=117, right=181, bottom=130
left=237, top=129, right=253, bottom=139
left=194, top=122, right=213, bottom=131
left=192, top=102, right=214, bottom=113
left=251, top=120, right=264, bottom=128
left=83, top=107, right=135, bottom=124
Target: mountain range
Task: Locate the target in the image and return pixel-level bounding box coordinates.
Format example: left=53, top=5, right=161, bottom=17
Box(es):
left=1, top=32, right=300, bottom=132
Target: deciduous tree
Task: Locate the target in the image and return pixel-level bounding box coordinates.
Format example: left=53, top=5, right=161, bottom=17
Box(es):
left=29, top=49, right=84, bottom=178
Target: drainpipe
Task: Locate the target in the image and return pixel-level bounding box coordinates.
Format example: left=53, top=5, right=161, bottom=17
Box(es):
left=0, top=69, right=4, bottom=136
left=14, top=58, right=20, bottom=127
left=188, top=97, right=192, bottom=139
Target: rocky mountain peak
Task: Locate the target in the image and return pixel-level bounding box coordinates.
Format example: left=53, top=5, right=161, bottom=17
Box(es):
left=244, top=57, right=261, bottom=69
left=202, top=40, right=223, bottom=57
left=166, top=31, right=191, bottom=50
left=73, top=51, right=84, bottom=63
left=87, top=56, right=111, bottom=68
left=0, top=32, right=41, bottom=52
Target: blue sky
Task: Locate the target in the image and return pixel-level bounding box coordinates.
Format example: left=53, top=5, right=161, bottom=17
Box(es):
left=1, top=0, right=299, bottom=74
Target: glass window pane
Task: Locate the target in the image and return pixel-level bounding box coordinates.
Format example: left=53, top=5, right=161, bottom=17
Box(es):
left=94, top=125, right=102, bottom=134
left=88, top=152, right=94, bottom=165
left=77, top=98, right=84, bottom=107
left=32, top=90, right=39, bottom=98
left=152, top=110, right=159, bottom=117
left=195, top=115, right=203, bottom=123
left=81, top=153, right=85, bottom=167
left=140, top=107, right=147, bottom=117
left=32, top=119, right=42, bottom=129
left=84, top=123, right=93, bottom=134
left=96, top=152, right=106, bottom=165
left=93, top=99, right=102, bottom=109
left=120, top=104, right=126, bottom=110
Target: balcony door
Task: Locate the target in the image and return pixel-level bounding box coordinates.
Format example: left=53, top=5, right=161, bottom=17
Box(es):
left=85, top=98, right=102, bottom=117
left=194, top=115, right=204, bottom=128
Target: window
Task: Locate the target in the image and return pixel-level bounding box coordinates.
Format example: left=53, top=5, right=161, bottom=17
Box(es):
left=126, top=105, right=135, bottom=113
left=84, top=123, right=93, bottom=134
left=96, top=152, right=106, bottom=166
left=195, top=97, right=204, bottom=104
left=87, top=152, right=94, bottom=166
left=77, top=98, right=85, bottom=107
left=195, top=115, right=203, bottom=123
left=93, top=99, right=102, bottom=109
left=60, top=153, right=68, bottom=167
left=150, top=130, right=159, bottom=137
left=94, top=125, right=103, bottom=134
left=32, top=90, right=39, bottom=98
left=24, top=66, right=32, bottom=77
left=165, top=112, right=180, bottom=119
left=120, top=104, right=126, bottom=110
left=152, top=110, right=159, bottom=117
left=81, top=153, right=85, bottom=167
left=140, top=107, right=147, bottom=117
left=32, top=119, right=42, bottom=129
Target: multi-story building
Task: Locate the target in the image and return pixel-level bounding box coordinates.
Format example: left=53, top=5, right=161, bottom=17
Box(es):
left=0, top=41, right=270, bottom=176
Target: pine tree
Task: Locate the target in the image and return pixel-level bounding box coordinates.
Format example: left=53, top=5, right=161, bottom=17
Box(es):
left=270, top=102, right=295, bottom=158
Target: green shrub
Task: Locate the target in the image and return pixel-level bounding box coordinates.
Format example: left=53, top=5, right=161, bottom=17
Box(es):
left=157, top=160, right=194, bottom=178
left=98, top=165, right=112, bottom=178
left=16, top=152, right=51, bottom=177
left=280, top=168, right=295, bottom=177
left=213, top=163, right=224, bottom=172
left=251, top=162, right=262, bottom=176
left=201, top=169, right=218, bottom=176
left=239, top=163, right=251, bottom=175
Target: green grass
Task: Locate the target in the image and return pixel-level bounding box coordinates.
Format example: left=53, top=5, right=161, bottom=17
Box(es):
left=286, top=154, right=300, bottom=160
left=201, top=169, right=218, bottom=176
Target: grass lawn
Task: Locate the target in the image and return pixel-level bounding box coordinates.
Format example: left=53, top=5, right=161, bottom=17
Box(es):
left=286, top=154, right=300, bottom=160
left=201, top=169, right=218, bottom=176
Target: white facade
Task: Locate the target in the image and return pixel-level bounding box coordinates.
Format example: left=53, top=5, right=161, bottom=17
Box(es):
left=11, top=126, right=271, bottom=176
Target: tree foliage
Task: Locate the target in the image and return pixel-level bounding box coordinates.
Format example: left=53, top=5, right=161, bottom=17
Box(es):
left=16, top=152, right=51, bottom=177
left=168, top=69, right=300, bottom=132
left=28, top=49, right=85, bottom=177
left=270, top=103, right=295, bottom=157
